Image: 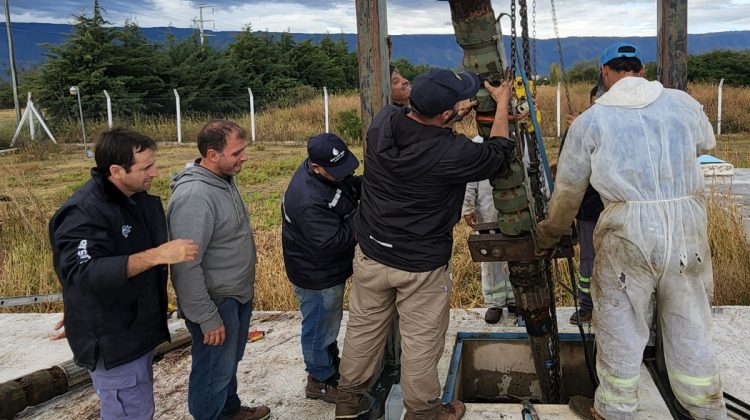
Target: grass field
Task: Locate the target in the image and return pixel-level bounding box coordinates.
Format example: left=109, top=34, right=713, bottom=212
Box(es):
left=1, top=85, right=749, bottom=312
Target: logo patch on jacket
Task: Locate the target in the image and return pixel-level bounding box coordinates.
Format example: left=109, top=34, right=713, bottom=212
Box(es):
left=77, top=240, right=91, bottom=264
left=121, top=224, right=132, bottom=238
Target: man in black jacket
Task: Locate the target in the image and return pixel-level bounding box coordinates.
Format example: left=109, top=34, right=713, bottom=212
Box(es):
left=282, top=133, right=360, bottom=404
left=335, top=68, right=516, bottom=420
left=49, top=128, right=198, bottom=419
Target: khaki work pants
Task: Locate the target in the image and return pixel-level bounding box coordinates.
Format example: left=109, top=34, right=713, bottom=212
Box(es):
left=337, top=246, right=452, bottom=419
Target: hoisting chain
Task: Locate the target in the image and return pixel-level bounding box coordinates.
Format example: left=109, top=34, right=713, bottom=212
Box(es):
left=510, top=0, right=517, bottom=75
left=531, top=0, right=538, bottom=95
left=516, top=0, right=562, bottom=403
left=518, top=0, right=533, bottom=86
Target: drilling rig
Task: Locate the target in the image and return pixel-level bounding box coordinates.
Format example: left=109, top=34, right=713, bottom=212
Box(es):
left=444, top=0, right=574, bottom=404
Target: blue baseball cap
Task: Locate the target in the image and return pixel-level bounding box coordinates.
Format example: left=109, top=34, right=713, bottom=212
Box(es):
left=307, top=133, right=359, bottom=181
left=409, top=68, right=481, bottom=116
left=599, top=42, right=642, bottom=67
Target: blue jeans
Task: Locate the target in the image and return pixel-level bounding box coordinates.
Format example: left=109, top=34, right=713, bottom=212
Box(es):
left=293, top=283, right=344, bottom=382
left=184, top=298, right=252, bottom=420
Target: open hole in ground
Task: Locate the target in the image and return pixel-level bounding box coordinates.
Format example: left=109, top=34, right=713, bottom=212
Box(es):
left=442, top=332, right=596, bottom=404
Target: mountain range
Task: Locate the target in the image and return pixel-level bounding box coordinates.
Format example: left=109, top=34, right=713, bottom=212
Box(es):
left=2, top=22, right=749, bottom=76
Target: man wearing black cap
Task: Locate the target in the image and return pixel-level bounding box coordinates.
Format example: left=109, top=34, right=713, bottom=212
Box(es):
left=281, top=133, right=361, bottom=405
left=537, top=42, right=726, bottom=419
left=335, top=68, right=516, bottom=420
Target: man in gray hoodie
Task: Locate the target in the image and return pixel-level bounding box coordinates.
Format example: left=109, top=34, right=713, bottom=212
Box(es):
left=168, top=120, right=270, bottom=420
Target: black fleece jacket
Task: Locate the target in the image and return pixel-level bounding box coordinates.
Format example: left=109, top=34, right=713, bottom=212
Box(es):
left=354, top=106, right=515, bottom=272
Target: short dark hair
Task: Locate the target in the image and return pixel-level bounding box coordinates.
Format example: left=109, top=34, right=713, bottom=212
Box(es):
left=604, top=57, right=642, bottom=73
left=95, top=128, right=156, bottom=175
left=590, top=85, right=599, bottom=99
left=197, top=119, right=247, bottom=157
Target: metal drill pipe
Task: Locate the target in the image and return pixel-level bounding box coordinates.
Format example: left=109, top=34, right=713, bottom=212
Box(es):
left=447, top=0, right=563, bottom=403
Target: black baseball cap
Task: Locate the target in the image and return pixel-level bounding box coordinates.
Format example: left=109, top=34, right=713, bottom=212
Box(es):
left=409, top=68, right=481, bottom=116
left=307, top=133, right=359, bottom=181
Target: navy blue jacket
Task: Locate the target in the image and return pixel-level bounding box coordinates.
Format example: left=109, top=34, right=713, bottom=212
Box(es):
left=559, top=131, right=604, bottom=221
left=49, top=169, right=170, bottom=370
left=282, top=160, right=361, bottom=290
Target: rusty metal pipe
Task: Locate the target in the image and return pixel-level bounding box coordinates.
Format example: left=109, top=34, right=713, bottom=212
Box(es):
left=0, top=331, right=191, bottom=418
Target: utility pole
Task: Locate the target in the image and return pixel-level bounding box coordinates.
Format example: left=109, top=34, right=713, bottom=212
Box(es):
left=355, top=0, right=390, bottom=152
left=194, top=4, right=214, bottom=45
left=657, top=0, right=688, bottom=90
left=3, top=0, right=20, bottom=124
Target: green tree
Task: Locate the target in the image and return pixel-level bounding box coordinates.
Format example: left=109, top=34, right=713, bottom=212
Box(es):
left=390, top=58, right=429, bottom=82
left=688, top=49, right=750, bottom=86
left=32, top=1, right=117, bottom=122
left=643, top=61, right=658, bottom=81
left=162, top=33, right=244, bottom=115
left=549, top=63, right=562, bottom=84
left=566, top=60, right=599, bottom=83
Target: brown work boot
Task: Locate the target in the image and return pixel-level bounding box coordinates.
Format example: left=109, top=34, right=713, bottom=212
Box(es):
left=438, top=401, right=466, bottom=420
left=305, top=375, right=339, bottom=403
left=484, top=307, right=503, bottom=324
left=569, top=396, right=603, bottom=420
left=335, top=392, right=373, bottom=419
left=231, top=405, right=270, bottom=420
left=570, top=309, right=592, bottom=325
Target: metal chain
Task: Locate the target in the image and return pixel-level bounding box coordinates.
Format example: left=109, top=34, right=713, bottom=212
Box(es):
left=518, top=0, right=533, bottom=82
left=546, top=260, right=563, bottom=402
left=550, top=0, right=573, bottom=115
left=510, top=0, right=517, bottom=74
left=531, top=0, right=537, bottom=95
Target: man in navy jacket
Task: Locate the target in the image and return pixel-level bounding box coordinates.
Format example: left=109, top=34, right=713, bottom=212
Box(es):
left=281, top=133, right=360, bottom=404
left=49, top=128, right=198, bottom=419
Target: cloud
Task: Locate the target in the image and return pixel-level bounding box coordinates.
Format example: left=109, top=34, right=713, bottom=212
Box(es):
left=9, top=0, right=750, bottom=36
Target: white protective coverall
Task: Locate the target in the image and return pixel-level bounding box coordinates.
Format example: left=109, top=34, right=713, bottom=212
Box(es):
left=462, top=136, right=513, bottom=308
left=536, top=77, right=726, bottom=419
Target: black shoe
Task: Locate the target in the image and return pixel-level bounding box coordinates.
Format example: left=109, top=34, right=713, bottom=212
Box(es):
left=570, top=309, right=592, bottom=325
left=569, top=395, right=598, bottom=420
left=484, top=307, right=503, bottom=324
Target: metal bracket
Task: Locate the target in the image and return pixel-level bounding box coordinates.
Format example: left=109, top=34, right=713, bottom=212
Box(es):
left=467, top=222, right=573, bottom=262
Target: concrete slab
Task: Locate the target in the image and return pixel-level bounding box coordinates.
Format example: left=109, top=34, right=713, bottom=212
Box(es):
left=6, top=307, right=747, bottom=419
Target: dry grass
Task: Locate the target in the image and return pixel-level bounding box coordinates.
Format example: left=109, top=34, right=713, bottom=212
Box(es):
left=1, top=91, right=749, bottom=313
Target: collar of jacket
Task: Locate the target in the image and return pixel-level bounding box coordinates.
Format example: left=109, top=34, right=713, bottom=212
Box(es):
left=90, top=167, right=137, bottom=205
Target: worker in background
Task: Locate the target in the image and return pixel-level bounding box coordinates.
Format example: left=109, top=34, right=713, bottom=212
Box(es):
left=549, top=86, right=604, bottom=325
left=49, top=128, right=198, bottom=420
left=281, top=133, right=361, bottom=404
left=168, top=120, right=270, bottom=420
left=335, top=68, right=517, bottom=420
left=461, top=136, right=515, bottom=324
left=536, top=42, right=727, bottom=419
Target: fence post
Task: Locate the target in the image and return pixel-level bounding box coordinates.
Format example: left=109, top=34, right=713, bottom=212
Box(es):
left=717, top=78, right=724, bottom=135
left=248, top=88, right=256, bottom=142
left=323, top=86, right=329, bottom=133
left=28, top=92, right=35, bottom=141
left=174, top=89, right=182, bottom=143
left=103, top=90, right=113, bottom=128
left=556, top=82, right=561, bottom=138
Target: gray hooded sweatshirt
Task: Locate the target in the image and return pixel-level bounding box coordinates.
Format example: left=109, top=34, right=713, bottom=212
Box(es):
left=167, top=162, right=256, bottom=333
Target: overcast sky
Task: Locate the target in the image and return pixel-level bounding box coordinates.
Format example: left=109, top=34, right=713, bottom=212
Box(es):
left=10, top=0, right=750, bottom=38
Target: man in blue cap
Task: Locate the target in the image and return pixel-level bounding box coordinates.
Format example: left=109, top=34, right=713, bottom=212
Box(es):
left=537, top=42, right=727, bottom=419
left=281, top=133, right=361, bottom=404
left=335, top=68, right=517, bottom=420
